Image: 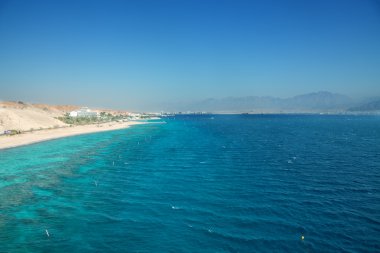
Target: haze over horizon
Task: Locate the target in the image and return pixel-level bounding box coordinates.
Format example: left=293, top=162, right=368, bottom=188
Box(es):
left=1, top=0, right=380, bottom=110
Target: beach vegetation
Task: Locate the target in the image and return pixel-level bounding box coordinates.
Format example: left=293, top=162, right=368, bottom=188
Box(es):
left=57, top=115, right=99, bottom=125
left=57, top=113, right=129, bottom=125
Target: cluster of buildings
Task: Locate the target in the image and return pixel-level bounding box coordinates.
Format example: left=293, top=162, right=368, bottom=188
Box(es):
left=68, top=107, right=150, bottom=120
left=69, top=107, right=97, bottom=118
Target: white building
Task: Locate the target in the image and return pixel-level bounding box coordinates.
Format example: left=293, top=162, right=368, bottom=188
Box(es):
left=69, top=107, right=98, bottom=117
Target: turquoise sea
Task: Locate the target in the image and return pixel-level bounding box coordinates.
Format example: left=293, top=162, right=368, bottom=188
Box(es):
left=0, top=115, right=380, bottom=252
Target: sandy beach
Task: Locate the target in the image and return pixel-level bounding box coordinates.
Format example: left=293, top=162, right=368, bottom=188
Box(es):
left=0, top=121, right=146, bottom=150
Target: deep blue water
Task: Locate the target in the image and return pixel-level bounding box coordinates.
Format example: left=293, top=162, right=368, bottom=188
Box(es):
left=0, top=115, right=380, bottom=252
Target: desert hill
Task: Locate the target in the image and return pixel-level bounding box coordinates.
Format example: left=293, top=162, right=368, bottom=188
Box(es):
left=0, top=101, right=132, bottom=133
left=0, top=101, right=69, bottom=132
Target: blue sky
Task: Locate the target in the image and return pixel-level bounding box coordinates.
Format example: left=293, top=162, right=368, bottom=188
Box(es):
left=0, top=0, right=379, bottom=110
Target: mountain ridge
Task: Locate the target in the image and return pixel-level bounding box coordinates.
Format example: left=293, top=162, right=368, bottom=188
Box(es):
left=348, top=99, right=380, bottom=112
left=163, top=91, right=357, bottom=113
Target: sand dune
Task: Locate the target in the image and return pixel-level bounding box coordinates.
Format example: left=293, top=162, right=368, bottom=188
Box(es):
left=0, top=102, right=67, bottom=132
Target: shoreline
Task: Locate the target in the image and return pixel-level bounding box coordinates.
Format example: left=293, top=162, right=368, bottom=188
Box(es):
left=0, top=121, right=147, bottom=150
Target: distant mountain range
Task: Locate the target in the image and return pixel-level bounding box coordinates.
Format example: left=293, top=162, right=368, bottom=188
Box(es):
left=162, top=91, right=375, bottom=113
left=348, top=99, right=380, bottom=112
left=160, top=91, right=380, bottom=113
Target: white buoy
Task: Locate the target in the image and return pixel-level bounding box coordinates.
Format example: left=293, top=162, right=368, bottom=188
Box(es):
left=45, top=229, right=50, bottom=237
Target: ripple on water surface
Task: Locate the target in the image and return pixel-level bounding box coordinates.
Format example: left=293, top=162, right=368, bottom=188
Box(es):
left=0, top=115, right=380, bottom=252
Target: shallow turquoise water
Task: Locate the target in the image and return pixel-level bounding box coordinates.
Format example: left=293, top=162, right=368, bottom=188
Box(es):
left=0, top=115, right=380, bottom=252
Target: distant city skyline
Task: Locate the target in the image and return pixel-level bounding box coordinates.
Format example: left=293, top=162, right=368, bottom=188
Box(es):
left=1, top=0, right=379, bottom=110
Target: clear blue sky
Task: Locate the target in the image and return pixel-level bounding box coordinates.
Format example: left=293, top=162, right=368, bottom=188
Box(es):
left=0, top=0, right=379, bottom=110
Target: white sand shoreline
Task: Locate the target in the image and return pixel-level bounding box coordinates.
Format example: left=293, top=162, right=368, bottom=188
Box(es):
left=0, top=121, right=147, bottom=150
